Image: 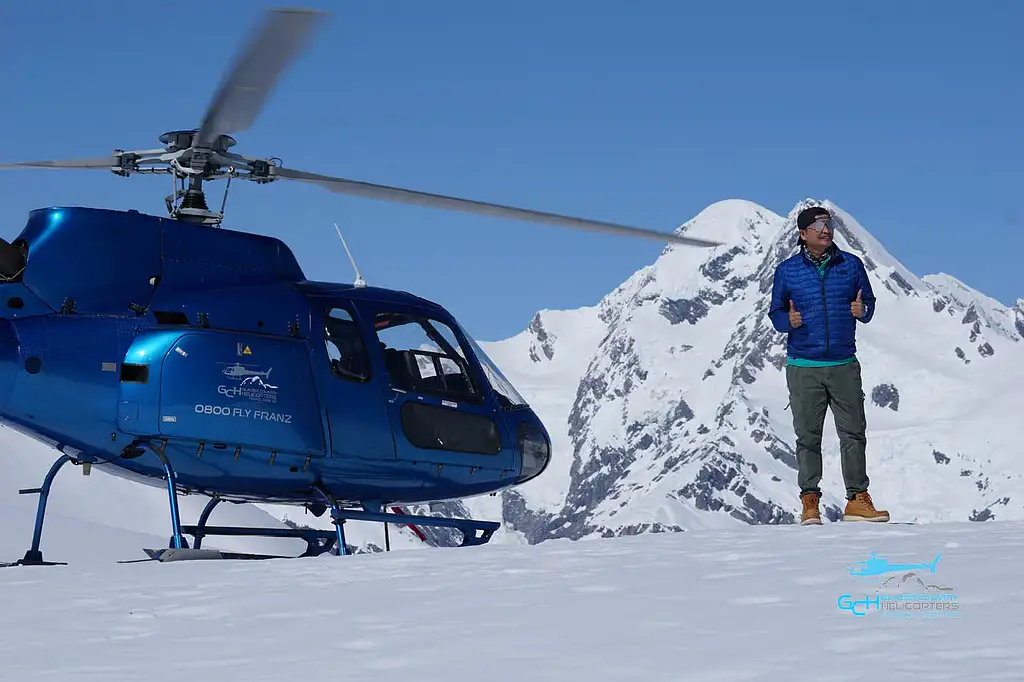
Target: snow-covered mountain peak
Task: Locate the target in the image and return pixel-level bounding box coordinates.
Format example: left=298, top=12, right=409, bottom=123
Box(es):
left=920, top=273, right=1021, bottom=344
left=673, top=198, right=783, bottom=248
left=923, top=271, right=1005, bottom=313
left=597, top=199, right=786, bottom=331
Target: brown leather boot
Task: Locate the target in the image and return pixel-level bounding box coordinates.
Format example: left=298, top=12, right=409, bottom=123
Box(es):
left=800, top=493, right=822, bottom=525
left=843, top=491, right=889, bottom=522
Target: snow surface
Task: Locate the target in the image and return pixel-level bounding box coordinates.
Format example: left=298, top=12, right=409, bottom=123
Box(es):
left=2, top=518, right=1022, bottom=680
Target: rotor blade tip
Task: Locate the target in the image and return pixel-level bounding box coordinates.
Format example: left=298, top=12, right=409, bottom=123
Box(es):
left=271, top=7, right=329, bottom=18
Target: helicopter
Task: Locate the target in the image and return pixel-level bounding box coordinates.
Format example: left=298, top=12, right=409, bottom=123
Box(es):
left=0, top=7, right=723, bottom=566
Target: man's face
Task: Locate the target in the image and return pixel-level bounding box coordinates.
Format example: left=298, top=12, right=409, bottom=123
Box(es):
left=800, top=214, right=834, bottom=250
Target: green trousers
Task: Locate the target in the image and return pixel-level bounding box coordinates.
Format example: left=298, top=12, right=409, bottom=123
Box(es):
left=785, top=360, right=870, bottom=500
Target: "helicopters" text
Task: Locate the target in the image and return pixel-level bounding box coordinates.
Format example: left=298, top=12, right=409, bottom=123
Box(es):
left=193, top=404, right=292, bottom=423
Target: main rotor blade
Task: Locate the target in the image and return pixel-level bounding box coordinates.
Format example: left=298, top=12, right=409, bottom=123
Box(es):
left=196, top=8, right=326, bottom=147
left=270, top=166, right=723, bottom=248
left=0, top=157, right=119, bottom=170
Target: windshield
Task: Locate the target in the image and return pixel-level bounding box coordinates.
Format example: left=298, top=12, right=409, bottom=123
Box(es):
left=455, top=322, right=529, bottom=410
left=374, top=311, right=478, bottom=401
left=373, top=310, right=529, bottom=410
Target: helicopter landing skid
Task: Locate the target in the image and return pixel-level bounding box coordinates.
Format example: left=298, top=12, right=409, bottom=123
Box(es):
left=4, top=449, right=501, bottom=567
left=4, top=453, right=76, bottom=568
left=144, top=498, right=502, bottom=562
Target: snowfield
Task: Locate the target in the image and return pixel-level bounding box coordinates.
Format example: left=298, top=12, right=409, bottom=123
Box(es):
left=2, top=518, right=1022, bottom=680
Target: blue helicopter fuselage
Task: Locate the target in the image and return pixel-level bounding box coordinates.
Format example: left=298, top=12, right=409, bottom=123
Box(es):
left=0, top=207, right=550, bottom=510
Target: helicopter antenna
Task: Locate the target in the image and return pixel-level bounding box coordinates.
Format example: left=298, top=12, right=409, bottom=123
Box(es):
left=334, top=222, right=366, bottom=288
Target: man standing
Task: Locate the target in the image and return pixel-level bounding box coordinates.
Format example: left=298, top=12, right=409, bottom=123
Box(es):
left=768, top=206, right=889, bottom=525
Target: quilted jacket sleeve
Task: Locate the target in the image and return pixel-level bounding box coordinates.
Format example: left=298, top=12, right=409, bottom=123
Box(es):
left=768, top=262, right=792, bottom=332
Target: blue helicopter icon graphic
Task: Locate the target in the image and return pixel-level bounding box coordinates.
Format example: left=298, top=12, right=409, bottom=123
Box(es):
left=847, top=552, right=941, bottom=577
left=221, top=363, right=273, bottom=381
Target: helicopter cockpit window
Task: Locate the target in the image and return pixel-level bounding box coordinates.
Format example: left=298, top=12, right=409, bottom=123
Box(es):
left=374, top=312, right=478, bottom=401
left=456, top=324, right=529, bottom=411
left=325, top=307, right=370, bottom=382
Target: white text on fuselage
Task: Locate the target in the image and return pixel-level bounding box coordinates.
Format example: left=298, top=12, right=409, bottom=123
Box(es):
left=217, top=384, right=278, bottom=404
left=194, top=404, right=292, bottom=423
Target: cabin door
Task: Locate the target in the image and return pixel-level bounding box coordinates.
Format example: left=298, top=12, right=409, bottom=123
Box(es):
left=317, top=301, right=396, bottom=461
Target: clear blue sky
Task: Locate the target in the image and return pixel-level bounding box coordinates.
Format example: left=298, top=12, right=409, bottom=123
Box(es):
left=1, top=0, right=1021, bottom=342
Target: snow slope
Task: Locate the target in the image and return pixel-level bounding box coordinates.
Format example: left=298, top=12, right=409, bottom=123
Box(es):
left=2, top=518, right=1021, bottom=680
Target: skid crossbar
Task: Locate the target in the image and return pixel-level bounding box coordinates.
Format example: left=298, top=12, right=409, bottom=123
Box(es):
left=183, top=524, right=338, bottom=557
left=332, top=507, right=499, bottom=547
left=180, top=507, right=500, bottom=555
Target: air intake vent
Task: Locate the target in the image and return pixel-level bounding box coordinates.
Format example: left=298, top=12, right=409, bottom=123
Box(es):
left=153, top=310, right=190, bottom=325
left=120, top=363, right=149, bottom=383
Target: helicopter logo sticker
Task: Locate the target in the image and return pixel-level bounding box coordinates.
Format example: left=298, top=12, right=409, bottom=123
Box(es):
left=217, top=362, right=278, bottom=404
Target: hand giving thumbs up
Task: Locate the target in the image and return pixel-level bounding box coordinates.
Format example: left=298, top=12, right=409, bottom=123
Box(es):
left=851, top=289, right=865, bottom=318
left=788, top=300, right=802, bottom=328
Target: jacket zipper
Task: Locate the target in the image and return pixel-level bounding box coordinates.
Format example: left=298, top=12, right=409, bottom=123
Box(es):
left=818, top=264, right=830, bottom=356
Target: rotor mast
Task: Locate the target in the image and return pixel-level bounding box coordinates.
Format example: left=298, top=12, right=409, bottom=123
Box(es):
left=153, top=130, right=273, bottom=225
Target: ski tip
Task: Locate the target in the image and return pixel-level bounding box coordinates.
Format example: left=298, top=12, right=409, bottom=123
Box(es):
left=140, top=548, right=287, bottom=562
left=143, top=548, right=226, bottom=562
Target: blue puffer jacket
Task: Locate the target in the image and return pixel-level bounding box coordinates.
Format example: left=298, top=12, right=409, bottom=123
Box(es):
left=768, top=246, right=876, bottom=361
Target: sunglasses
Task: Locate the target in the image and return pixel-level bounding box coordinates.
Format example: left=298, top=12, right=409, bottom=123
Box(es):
left=804, top=217, right=833, bottom=233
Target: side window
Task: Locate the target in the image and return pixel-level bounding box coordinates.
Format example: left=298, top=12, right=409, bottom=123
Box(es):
left=324, top=307, right=370, bottom=382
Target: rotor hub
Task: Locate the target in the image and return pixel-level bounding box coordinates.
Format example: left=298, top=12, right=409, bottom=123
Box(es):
left=159, top=130, right=237, bottom=155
